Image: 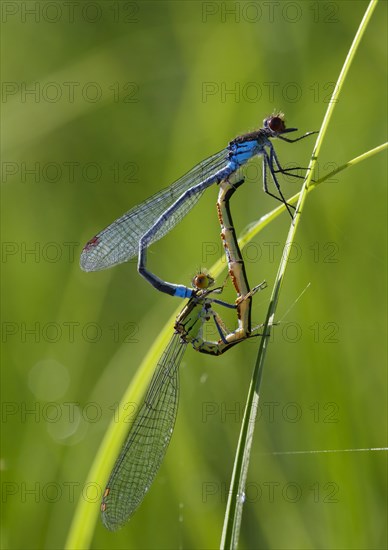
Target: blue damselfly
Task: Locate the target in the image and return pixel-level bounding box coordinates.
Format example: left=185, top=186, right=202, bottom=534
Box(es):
left=81, top=114, right=315, bottom=298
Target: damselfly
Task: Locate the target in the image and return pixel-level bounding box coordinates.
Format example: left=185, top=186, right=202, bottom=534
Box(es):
left=81, top=114, right=315, bottom=299
left=100, top=177, right=266, bottom=530
left=101, top=273, right=266, bottom=530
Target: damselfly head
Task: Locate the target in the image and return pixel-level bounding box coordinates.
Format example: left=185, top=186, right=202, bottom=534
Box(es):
left=192, top=272, right=214, bottom=290
left=264, top=112, right=299, bottom=137
left=263, top=112, right=286, bottom=134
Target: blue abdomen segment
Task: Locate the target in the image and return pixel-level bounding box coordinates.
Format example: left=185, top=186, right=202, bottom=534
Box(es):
left=174, top=286, right=194, bottom=299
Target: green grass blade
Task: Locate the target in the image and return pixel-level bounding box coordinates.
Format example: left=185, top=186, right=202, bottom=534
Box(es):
left=220, top=1, right=380, bottom=548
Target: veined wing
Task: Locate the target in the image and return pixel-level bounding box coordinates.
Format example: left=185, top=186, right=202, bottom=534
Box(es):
left=101, top=333, right=187, bottom=531
left=80, top=149, right=228, bottom=271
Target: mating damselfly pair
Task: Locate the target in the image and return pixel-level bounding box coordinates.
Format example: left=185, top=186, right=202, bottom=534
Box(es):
left=80, top=113, right=316, bottom=530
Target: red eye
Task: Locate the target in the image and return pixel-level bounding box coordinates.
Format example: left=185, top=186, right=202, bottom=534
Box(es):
left=268, top=116, right=285, bottom=133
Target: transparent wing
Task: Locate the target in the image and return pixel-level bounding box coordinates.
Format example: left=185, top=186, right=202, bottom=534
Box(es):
left=81, top=148, right=229, bottom=271
left=101, top=333, right=187, bottom=531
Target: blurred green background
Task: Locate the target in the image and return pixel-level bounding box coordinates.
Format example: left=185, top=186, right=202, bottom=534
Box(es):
left=1, top=1, right=387, bottom=549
